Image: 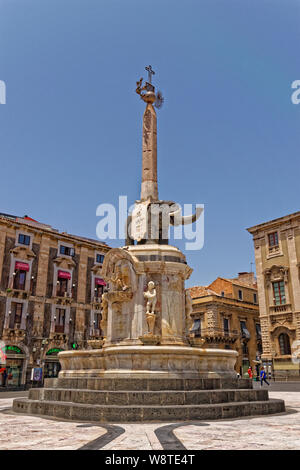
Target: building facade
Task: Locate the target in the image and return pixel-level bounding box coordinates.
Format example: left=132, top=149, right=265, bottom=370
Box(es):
left=247, top=211, right=300, bottom=379
left=0, top=212, right=110, bottom=388
left=188, top=273, right=262, bottom=377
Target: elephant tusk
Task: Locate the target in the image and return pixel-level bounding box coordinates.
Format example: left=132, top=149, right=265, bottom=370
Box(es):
left=170, top=206, right=203, bottom=226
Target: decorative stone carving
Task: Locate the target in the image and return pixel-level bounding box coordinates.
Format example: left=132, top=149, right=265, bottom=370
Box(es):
left=100, top=292, right=108, bottom=341
left=87, top=339, right=103, bottom=349
left=143, top=281, right=157, bottom=336
left=264, top=265, right=289, bottom=285
left=139, top=280, right=160, bottom=344
left=144, top=281, right=157, bottom=316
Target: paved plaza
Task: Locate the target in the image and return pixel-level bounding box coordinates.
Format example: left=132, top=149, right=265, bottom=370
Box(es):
left=0, top=384, right=299, bottom=450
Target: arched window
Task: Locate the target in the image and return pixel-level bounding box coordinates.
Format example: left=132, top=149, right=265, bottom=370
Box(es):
left=278, top=333, right=291, bottom=355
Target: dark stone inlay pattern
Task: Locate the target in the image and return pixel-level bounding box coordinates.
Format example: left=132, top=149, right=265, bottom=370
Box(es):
left=77, top=424, right=125, bottom=450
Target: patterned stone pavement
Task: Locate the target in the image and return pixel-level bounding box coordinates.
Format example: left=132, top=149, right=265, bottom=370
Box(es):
left=0, top=391, right=299, bottom=450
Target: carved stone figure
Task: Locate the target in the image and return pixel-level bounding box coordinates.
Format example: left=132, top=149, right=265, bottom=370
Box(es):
left=111, top=266, right=124, bottom=291
left=144, top=281, right=157, bottom=315
left=143, top=281, right=157, bottom=335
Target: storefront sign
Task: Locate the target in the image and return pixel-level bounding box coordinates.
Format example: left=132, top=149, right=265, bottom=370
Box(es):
left=46, top=348, right=64, bottom=356
left=15, top=261, right=29, bottom=271
left=2, top=345, right=23, bottom=355
left=58, top=270, right=71, bottom=279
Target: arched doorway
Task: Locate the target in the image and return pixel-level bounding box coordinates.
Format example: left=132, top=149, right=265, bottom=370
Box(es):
left=44, top=348, right=64, bottom=379
left=278, top=333, right=291, bottom=355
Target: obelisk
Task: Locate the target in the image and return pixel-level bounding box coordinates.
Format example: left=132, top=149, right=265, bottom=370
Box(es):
left=136, top=65, right=159, bottom=202
left=141, top=103, right=158, bottom=201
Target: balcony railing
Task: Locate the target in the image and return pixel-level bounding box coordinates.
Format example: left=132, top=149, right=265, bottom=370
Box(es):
left=90, top=328, right=101, bottom=337
left=195, top=328, right=240, bottom=343
left=270, top=303, right=291, bottom=314
left=268, top=245, right=280, bottom=255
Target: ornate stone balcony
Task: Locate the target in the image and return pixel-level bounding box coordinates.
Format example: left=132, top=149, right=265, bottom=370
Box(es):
left=53, top=292, right=73, bottom=305
left=90, top=328, right=101, bottom=338
left=2, top=327, right=26, bottom=342
left=6, top=288, right=30, bottom=299
left=192, top=328, right=240, bottom=345
left=270, top=303, right=292, bottom=314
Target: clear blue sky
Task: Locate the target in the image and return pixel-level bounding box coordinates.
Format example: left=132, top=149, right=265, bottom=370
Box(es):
left=0, top=0, right=299, bottom=287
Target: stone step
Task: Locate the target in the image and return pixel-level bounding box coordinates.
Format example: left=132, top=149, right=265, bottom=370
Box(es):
left=13, top=397, right=285, bottom=422
left=28, top=388, right=269, bottom=406
left=44, top=377, right=252, bottom=391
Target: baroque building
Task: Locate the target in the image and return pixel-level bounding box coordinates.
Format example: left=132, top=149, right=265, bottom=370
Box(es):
left=188, top=273, right=262, bottom=377
left=0, top=212, right=109, bottom=388
left=247, top=211, right=300, bottom=379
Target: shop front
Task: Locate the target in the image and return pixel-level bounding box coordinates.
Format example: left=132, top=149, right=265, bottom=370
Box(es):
left=0, top=345, right=26, bottom=388
left=44, top=348, right=64, bottom=379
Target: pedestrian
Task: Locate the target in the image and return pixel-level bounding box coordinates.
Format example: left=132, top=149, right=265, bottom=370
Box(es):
left=2, top=368, right=7, bottom=387
left=260, top=367, right=270, bottom=386
left=247, top=366, right=253, bottom=379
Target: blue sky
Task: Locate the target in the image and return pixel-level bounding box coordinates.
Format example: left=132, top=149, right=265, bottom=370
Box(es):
left=0, top=0, right=299, bottom=287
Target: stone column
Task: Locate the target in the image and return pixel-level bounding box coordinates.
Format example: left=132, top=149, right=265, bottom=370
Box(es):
left=141, top=104, right=158, bottom=201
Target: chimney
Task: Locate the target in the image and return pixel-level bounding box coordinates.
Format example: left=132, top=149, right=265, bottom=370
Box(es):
left=237, top=272, right=256, bottom=286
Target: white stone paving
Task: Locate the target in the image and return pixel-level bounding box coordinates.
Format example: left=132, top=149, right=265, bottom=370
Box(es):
left=0, top=392, right=299, bottom=450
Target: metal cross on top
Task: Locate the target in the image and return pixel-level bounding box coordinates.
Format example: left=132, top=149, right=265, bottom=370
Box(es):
left=145, top=65, right=155, bottom=84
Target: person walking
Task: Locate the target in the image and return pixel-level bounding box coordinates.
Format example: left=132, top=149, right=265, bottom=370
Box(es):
left=247, top=366, right=253, bottom=379
left=2, top=368, right=7, bottom=388
left=260, top=367, right=270, bottom=386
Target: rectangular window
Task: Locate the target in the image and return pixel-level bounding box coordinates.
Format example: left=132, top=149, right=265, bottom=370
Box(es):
left=93, top=313, right=101, bottom=330
left=18, top=234, right=30, bottom=246
left=223, top=318, right=229, bottom=335
left=60, top=245, right=75, bottom=256
left=272, top=281, right=286, bottom=305
left=268, top=232, right=279, bottom=248
left=55, top=308, right=65, bottom=333
left=96, top=254, right=104, bottom=264
left=9, top=303, right=23, bottom=329
left=13, top=270, right=26, bottom=290
left=255, top=323, right=261, bottom=339
left=253, top=293, right=257, bottom=304
left=56, top=278, right=68, bottom=297
left=94, top=284, right=104, bottom=299
left=238, top=289, right=243, bottom=300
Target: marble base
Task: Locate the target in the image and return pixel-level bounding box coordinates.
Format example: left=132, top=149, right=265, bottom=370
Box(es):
left=57, top=346, right=238, bottom=380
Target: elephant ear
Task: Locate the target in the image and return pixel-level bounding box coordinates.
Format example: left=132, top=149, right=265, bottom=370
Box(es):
left=154, top=90, right=164, bottom=109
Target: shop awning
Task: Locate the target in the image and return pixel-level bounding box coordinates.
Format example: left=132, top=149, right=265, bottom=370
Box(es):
left=190, top=319, right=201, bottom=333
left=241, top=325, right=251, bottom=339
left=58, top=270, right=71, bottom=280
left=15, top=261, right=29, bottom=271
left=95, top=278, right=106, bottom=286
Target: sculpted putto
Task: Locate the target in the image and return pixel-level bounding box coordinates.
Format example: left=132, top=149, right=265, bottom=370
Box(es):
left=144, top=281, right=157, bottom=335
left=144, top=281, right=157, bottom=314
